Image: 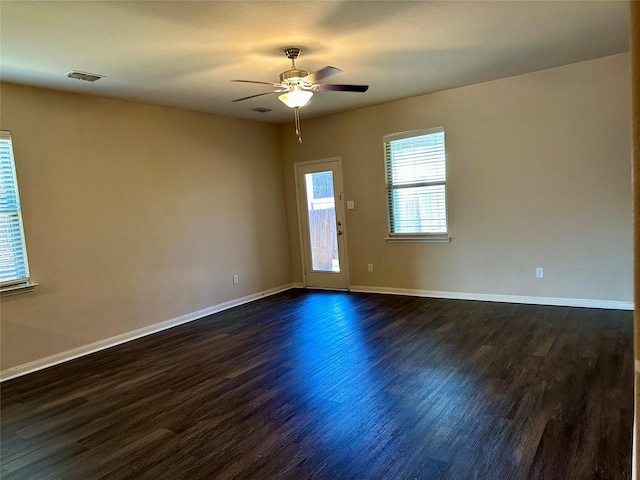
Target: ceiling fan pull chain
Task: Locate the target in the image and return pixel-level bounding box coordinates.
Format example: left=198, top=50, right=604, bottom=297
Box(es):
left=294, top=107, right=303, bottom=143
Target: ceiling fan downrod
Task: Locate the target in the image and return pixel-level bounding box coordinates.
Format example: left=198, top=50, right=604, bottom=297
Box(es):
left=280, top=48, right=309, bottom=85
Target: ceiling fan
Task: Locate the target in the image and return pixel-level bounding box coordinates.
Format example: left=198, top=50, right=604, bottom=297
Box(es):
left=232, top=47, right=369, bottom=143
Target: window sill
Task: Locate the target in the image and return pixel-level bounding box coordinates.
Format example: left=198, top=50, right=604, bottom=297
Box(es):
left=1, top=282, right=39, bottom=297
left=386, top=235, right=451, bottom=243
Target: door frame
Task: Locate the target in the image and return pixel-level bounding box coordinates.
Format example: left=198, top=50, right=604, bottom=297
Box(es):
left=294, top=157, right=350, bottom=290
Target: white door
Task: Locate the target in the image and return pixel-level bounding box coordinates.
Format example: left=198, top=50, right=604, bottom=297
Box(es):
left=295, top=159, right=348, bottom=290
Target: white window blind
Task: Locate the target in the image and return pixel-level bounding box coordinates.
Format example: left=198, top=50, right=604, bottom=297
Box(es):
left=0, top=131, right=31, bottom=288
left=384, top=127, right=448, bottom=238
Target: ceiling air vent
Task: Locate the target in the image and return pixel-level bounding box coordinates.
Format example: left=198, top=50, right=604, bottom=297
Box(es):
left=251, top=107, right=272, bottom=113
left=65, top=70, right=104, bottom=82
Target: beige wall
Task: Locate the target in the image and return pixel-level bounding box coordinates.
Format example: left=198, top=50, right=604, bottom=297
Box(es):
left=281, top=53, right=633, bottom=302
left=0, top=83, right=292, bottom=371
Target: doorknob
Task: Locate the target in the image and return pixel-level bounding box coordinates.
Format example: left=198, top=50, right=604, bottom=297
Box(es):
left=337, top=230, right=343, bottom=236
left=337, top=221, right=342, bottom=226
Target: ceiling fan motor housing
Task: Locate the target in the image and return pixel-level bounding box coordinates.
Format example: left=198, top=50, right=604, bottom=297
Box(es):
left=280, top=69, right=310, bottom=85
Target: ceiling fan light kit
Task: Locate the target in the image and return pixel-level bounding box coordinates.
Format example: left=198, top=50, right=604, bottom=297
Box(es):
left=232, top=47, right=369, bottom=143
left=278, top=85, right=313, bottom=108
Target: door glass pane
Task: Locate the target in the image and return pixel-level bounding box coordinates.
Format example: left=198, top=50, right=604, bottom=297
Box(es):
left=305, top=171, right=340, bottom=272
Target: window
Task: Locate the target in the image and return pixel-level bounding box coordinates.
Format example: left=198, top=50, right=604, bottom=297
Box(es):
left=0, top=131, right=33, bottom=292
left=384, top=126, right=450, bottom=242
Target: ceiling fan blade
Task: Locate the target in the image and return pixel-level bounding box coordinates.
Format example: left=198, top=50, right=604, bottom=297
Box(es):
left=232, top=79, right=282, bottom=87
left=232, top=91, right=279, bottom=102
left=304, top=66, right=341, bottom=84
left=315, top=84, right=369, bottom=92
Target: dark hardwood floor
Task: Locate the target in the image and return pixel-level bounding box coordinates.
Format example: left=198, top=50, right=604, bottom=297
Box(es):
left=1, top=290, right=633, bottom=479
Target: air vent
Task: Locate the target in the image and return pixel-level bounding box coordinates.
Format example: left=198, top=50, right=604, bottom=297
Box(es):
left=251, top=107, right=272, bottom=113
left=65, top=70, right=104, bottom=82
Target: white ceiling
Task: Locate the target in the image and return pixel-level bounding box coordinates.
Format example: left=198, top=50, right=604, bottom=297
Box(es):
left=0, top=1, right=630, bottom=124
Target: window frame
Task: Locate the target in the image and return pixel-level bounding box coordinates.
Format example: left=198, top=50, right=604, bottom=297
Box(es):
left=383, top=126, right=450, bottom=243
left=0, top=130, right=36, bottom=295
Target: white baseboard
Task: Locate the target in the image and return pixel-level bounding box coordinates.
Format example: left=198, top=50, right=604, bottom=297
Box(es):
left=0, top=284, right=295, bottom=382
left=349, top=285, right=634, bottom=310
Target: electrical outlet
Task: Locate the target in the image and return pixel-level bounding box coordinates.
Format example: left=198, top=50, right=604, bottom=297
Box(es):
left=367, top=263, right=373, bottom=272
left=535, top=268, right=544, bottom=279
left=233, top=274, right=239, bottom=284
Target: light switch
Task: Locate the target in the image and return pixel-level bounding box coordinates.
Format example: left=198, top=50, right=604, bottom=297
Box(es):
left=346, top=200, right=355, bottom=210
